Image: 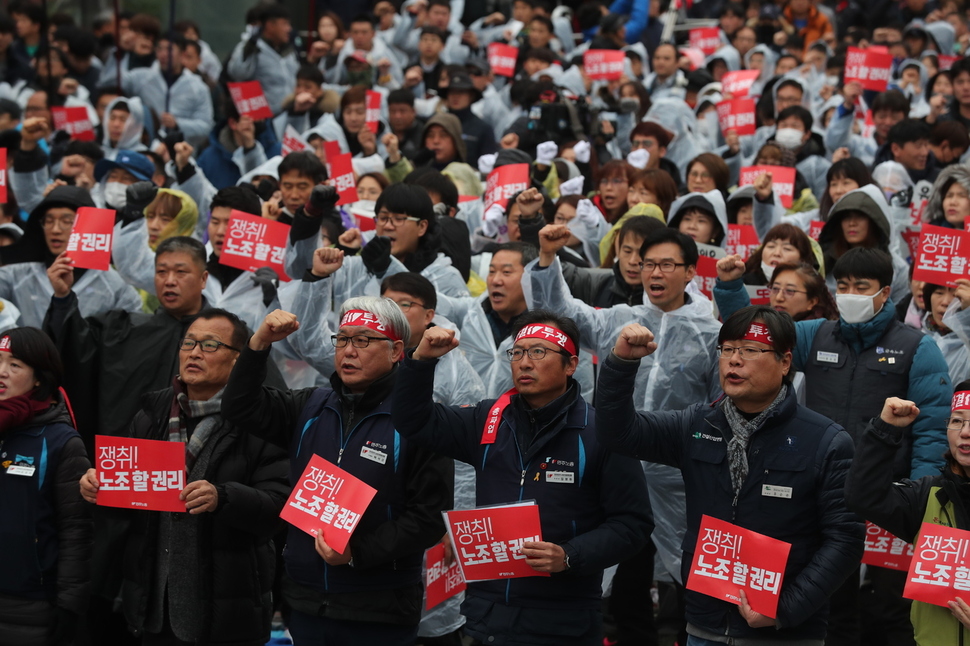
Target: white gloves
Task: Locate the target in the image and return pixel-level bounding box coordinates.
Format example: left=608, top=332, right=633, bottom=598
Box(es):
left=482, top=203, right=505, bottom=237
left=536, top=141, right=558, bottom=166
left=573, top=140, right=591, bottom=164
left=627, top=148, right=650, bottom=170
left=478, top=153, right=497, bottom=176
left=574, top=199, right=603, bottom=229
left=558, top=176, right=584, bottom=196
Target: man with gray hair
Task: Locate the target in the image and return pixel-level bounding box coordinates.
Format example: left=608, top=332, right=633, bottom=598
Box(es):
left=221, top=298, right=453, bottom=645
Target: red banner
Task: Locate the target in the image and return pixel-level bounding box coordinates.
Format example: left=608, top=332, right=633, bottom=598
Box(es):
left=280, top=454, right=378, bottom=554
left=726, top=224, right=760, bottom=261
left=900, top=225, right=921, bottom=261
left=425, top=541, right=467, bottom=610
left=861, top=110, right=875, bottom=140
left=912, top=224, right=970, bottom=286
left=51, top=106, right=95, bottom=141
left=716, top=98, right=756, bottom=136
left=0, top=148, right=7, bottom=203
left=808, top=220, right=825, bottom=241
left=282, top=125, right=310, bottom=157
left=845, top=47, right=893, bottom=92
left=940, top=55, right=959, bottom=71
left=903, top=522, right=970, bottom=607
left=739, top=166, right=796, bottom=209
left=365, top=90, right=382, bottom=134
left=227, top=81, right=274, bottom=120
left=689, top=27, right=721, bottom=56
left=583, top=49, right=625, bottom=80
left=445, top=502, right=548, bottom=582
left=746, top=284, right=772, bottom=305
left=329, top=152, right=357, bottom=206
left=484, top=164, right=530, bottom=213
left=66, top=206, right=115, bottom=271
left=95, top=435, right=186, bottom=512
left=487, top=43, right=518, bottom=78
left=965, top=216, right=970, bottom=232
left=694, top=255, right=719, bottom=300
left=687, top=515, right=792, bottom=618
left=219, top=210, right=291, bottom=281
left=721, top=70, right=761, bottom=98
left=863, top=522, right=915, bottom=572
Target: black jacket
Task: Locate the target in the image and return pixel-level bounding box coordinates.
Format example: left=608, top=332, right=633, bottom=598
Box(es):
left=117, top=387, right=289, bottom=645
left=595, top=352, right=864, bottom=640
left=448, top=106, right=497, bottom=167
left=561, top=262, right=643, bottom=308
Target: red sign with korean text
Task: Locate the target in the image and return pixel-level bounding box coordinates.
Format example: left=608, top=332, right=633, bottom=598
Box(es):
left=0, top=148, right=7, bottom=203
left=583, top=50, right=625, bottom=81
left=51, top=106, right=95, bottom=141
left=280, top=454, right=377, bottom=554
left=484, top=163, right=530, bottom=213
left=488, top=43, right=518, bottom=78
left=365, top=90, right=381, bottom=134
left=66, top=207, right=115, bottom=271
left=901, top=225, right=921, bottom=262
left=940, top=55, right=959, bottom=71
left=425, top=541, right=467, bottom=610
left=965, top=216, right=970, bottom=232
left=912, top=224, right=970, bottom=286
left=689, top=27, right=721, bottom=56
left=721, top=70, right=761, bottom=98
left=95, top=435, right=186, bottom=512
left=808, top=220, right=825, bottom=241
left=694, top=255, right=719, bottom=300
left=227, top=81, right=273, bottom=120
left=727, top=224, right=760, bottom=261
left=716, top=99, right=756, bottom=136
left=444, top=502, right=548, bottom=582
left=282, top=125, right=310, bottom=156
left=329, top=152, right=357, bottom=206
left=687, top=515, right=792, bottom=618
left=746, top=285, right=772, bottom=305
left=845, top=47, right=893, bottom=92
left=862, top=110, right=875, bottom=140
left=863, top=522, right=915, bottom=571
left=740, top=166, right=796, bottom=209
left=903, top=522, right=970, bottom=607
left=219, top=210, right=291, bottom=281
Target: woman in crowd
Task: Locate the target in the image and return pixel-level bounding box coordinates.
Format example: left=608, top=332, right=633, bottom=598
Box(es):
left=592, top=160, right=635, bottom=224
left=923, top=165, right=970, bottom=230
left=627, top=168, right=678, bottom=217
left=743, top=222, right=819, bottom=285
left=920, top=279, right=970, bottom=385
left=685, top=153, right=730, bottom=197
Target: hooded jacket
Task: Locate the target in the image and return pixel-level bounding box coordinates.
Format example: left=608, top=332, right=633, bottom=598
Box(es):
left=197, top=120, right=281, bottom=190
left=743, top=45, right=778, bottom=99
left=120, top=62, right=214, bottom=149
left=925, top=20, right=956, bottom=55
left=890, top=58, right=931, bottom=118
left=101, top=96, right=149, bottom=154
left=667, top=190, right=729, bottom=248
left=923, top=163, right=970, bottom=229
left=704, top=45, right=741, bottom=74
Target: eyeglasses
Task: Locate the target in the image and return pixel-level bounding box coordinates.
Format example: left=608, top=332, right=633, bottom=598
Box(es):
left=631, top=139, right=656, bottom=150
left=769, top=286, right=808, bottom=298
left=716, top=345, right=775, bottom=360
left=396, top=300, right=426, bottom=312
left=639, top=261, right=686, bottom=273
left=947, top=417, right=970, bottom=431
left=688, top=170, right=712, bottom=181
left=376, top=212, right=422, bottom=226
left=42, top=215, right=76, bottom=229
left=599, top=177, right=628, bottom=186
left=506, top=347, right=571, bottom=362
left=331, top=334, right=393, bottom=348
left=180, top=338, right=240, bottom=353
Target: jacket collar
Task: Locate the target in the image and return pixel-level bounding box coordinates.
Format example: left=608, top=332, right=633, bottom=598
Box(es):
left=328, top=363, right=398, bottom=412
left=704, top=382, right=798, bottom=435
left=836, top=299, right=896, bottom=352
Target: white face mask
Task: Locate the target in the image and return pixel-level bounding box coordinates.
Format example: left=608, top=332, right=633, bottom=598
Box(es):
left=104, top=181, right=128, bottom=209
left=774, top=127, right=803, bottom=149
left=761, top=261, right=776, bottom=280
left=836, top=291, right=883, bottom=324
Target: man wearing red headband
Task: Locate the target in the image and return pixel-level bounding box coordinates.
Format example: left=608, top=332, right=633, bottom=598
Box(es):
left=846, top=382, right=970, bottom=643
left=390, top=309, right=652, bottom=646
left=597, top=305, right=864, bottom=644
left=220, top=297, right=453, bottom=645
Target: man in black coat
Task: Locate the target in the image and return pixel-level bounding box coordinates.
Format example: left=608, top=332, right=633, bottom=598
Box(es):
left=442, top=70, right=497, bottom=168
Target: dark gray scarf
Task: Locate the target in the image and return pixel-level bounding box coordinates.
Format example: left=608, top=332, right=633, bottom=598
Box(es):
left=722, top=384, right=788, bottom=496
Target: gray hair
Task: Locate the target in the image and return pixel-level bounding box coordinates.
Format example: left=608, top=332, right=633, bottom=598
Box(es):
left=338, top=296, right=410, bottom=343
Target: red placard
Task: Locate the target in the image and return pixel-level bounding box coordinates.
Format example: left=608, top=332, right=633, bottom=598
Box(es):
left=727, top=224, right=760, bottom=260
left=583, top=49, right=625, bottom=81
left=0, top=148, right=7, bottom=203
left=282, top=125, right=310, bottom=156
left=716, top=98, right=756, bottom=136
left=910, top=180, right=934, bottom=226
left=329, top=153, right=357, bottom=206
left=863, top=522, right=915, bottom=572
left=912, top=224, right=970, bottom=286
left=484, top=163, right=530, bottom=213
left=686, top=515, right=792, bottom=618
left=965, top=216, right=970, bottom=233
left=746, top=284, right=772, bottom=305
left=721, top=70, right=761, bottom=98
left=445, top=502, right=548, bottom=582
left=227, top=81, right=274, bottom=120
left=280, top=454, right=378, bottom=554
left=219, top=210, right=291, bottom=281
left=365, top=90, right=381, bottom=134
left=425, top=541, right=467, bottom=610
left=940, top=55, right=959, bottom=71
left=903, top=522, right=970, bottom=608
left=739, top=166, right=796, bottom=209
left=458, top=194, right=479, bottom=203
left=694, top=255, right=719, bottom=300
left=861, top=110, right=875, bottom=140
left=900, top=225, right=921, bottom=261
left=845, top=47, right=893, bottom=92
left=488, top=43, right=518, bottom=78
left=51, top=106, right=95, bottom=141
left=66, top=206, right=115, bottom=271
left=95, top=435, right=186, bottom=512
left=808, top=220, right=825, bottom=241
left=689, top=27, right=721, bottom=56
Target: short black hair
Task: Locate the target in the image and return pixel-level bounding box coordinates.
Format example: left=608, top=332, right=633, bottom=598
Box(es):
left=871, top=89, right=911, bottom=115
left=405, top=167, right=458, bottom=210
left=617, top=215, right=665, bottom=247
left=776, top=78, right=803, bottom=96
left=155, top=236, right=207, bottom=270
left=951, top=57, right=970, bottom=81
left=530, top=15, right=554, bottom=32
left=494, top=241, right=538, bottom=266
left=349, top=13, right=376, bottom=27
left=639, top=228, right=699, bottom=268
left=511, top=309, right=582, bottom=364
left=888, top=118, right=931, bottom=147
left=381, top=272, right=438, bottom=310
left=64, top=140, right=104, bottom=161
left=297, top=63, right=324, bottom=85
left=388, top=88, right=415, bottom=107
left=210, top=185, right=262, bottom=216
left=420, top=25, right=447, bottom=44
left=718, top=305, right=796, bottom=358
left=192, top=308, right=249, bottom=351
left=278, top=151, right=327, bottom=184
left=428, top=0, right=452, bottom=10
left=720, top=2, right=745, bottom=17
left=157, top=32, right=188, bottom=50
left=375, top=183, right=435, bottom=223
left=1, top=327, right=64, bottom=401
left=777, top=105, right=813, bottom=131
left=0, top=98, right=21, bottom=121
left=832, top=247, right=894, bottom=289
left=956, top=379, right=970, bottom=394
left=9, top=1, right=46, bottom=28
left=260, top=4, right=291, bottom=22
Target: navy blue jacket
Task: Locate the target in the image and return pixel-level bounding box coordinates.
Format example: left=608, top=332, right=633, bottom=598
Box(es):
left=596, top=352, right=864, bottom=640
left=197, top=122, right=281, bottom=189
left=390, top=354, right=652, bottom=611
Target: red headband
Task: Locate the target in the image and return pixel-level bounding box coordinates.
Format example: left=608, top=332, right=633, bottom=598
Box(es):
left=953, top=391, right=970, bottom=412
left=514, top=324, right=577, bottom=356
left=0, top=336, right=10, bottom=353
left=339, top=309, right=401, bottom=342
left=741, top=322, right=773, bottom=346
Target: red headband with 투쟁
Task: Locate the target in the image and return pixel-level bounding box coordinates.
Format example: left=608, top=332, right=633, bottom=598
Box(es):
left=952, top=391, right=970, bottom=412
left=0, top=336, right=10, bottom=352
left=339, top=309, right=401, bottom=342
left=741, top=322, right=773, bottom=346
left=514, top=324, right=577, bottom=356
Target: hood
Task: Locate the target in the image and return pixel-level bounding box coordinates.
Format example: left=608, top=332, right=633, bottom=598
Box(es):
left=821, top=184, right=893, bottom=249
left=771, top=73, right=811, bottom=118
left=237, top=155, right=282, bottom=186
left=0, top=186, right=97, bottom=265
left=644, top=98, right=706, bottom=175
left=925, top=20, right=956, bottom=54
left=744, top=44, right=778, bottom=95
left=149, top=188, right=199, bottom=251
left=102, top=96, right=147, bottom=151
left=442, top=162, right=484, bottom=197
left=667, top=190, right=729, bottom=246
left=307, top=114, right=349, bottom=154
left=892, top=58, right=930, bottom=112
left=924, top=164, right=970, bottom=224
left=597, top=203, right=666, bottom=262
left=422, top=112, right=467, bottom=163
left=705, top=45, right=741, bottom=73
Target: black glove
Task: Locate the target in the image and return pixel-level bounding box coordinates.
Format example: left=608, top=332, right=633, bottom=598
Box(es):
left=121, top=181, right=158, bottom=225
left=361, top=236, right=392, bottom=276
left=250, top=266, right=279, bottom=307
left=517, top=212, right=546, bottom=248
left=304, top=185, right=339, bottom=219
left=47, top=608, right=78, bottom=646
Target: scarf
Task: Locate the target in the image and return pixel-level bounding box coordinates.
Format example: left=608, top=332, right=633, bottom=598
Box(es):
left=0, top=392, right=51, bottom=432
left=167, top=377, right=224, bottom=471
left=722, top=384, right=788, bottom=496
